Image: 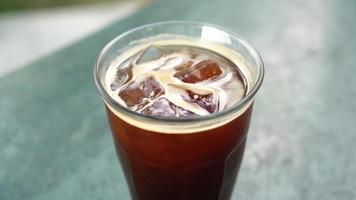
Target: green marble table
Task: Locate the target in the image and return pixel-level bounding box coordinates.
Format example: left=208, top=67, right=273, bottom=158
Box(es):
left=1, top=0, right=355, bottom=199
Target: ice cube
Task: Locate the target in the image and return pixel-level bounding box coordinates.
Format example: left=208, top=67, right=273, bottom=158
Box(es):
left=110, top=66, right=133, bottom=91
left=110, top=57, right=134, bottom=91
left=182, top=90, right=217, bottom=113
left=174, top=60, right=223, bottom=83
left=141, top=98, right=197, bottom=118
left=119, top=75, right=164, bottom=110
left=135, top=45, right=165, bottom=64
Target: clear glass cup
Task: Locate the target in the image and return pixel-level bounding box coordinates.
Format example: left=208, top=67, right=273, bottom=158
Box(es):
left=94, top=21, right=264, bottom=200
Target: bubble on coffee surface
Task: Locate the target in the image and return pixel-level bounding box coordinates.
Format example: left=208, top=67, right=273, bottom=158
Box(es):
left=108, top=44, right=246, bottom=118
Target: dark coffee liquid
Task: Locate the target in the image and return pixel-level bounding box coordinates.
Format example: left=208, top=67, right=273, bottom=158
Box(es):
left=106, top=105, right=252, bottom=200
left=105, top=44, right=252, bottom=200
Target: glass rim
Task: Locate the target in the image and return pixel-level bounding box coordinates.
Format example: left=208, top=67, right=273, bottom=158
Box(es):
left=94, top=20, right=264, bottom=123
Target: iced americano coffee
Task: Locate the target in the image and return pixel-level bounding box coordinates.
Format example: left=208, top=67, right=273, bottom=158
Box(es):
left=95, top=22, right=264, bottom=200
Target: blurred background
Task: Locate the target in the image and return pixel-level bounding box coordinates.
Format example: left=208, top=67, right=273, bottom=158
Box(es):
left=1, top=0, right=356, bottom=199
left=0, top=0, right=146, bottom=77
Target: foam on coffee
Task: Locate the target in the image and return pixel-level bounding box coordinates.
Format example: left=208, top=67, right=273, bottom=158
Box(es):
left=104, top=36, right=255, bottom=133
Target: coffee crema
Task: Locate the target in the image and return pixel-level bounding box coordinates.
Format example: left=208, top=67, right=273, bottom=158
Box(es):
left=106, top=41, right=249, bottom=118
left=104, top=37, right=254, bottom=134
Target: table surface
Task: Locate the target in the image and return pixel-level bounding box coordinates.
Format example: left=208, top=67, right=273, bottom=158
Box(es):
left=1, top=0, right=355, bottom=199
